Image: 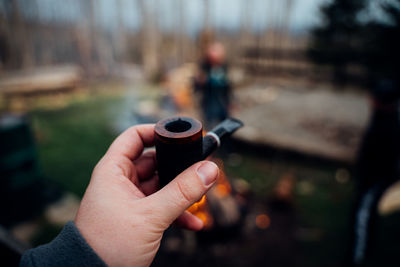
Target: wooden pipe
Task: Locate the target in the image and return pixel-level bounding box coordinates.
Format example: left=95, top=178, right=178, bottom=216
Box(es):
left=155, top=116, right=243, bottom=187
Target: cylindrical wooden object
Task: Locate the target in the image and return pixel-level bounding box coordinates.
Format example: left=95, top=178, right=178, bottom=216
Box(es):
left=155, top=117, right=203, bottom=187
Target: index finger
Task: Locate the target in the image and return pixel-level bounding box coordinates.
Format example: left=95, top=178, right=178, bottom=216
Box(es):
left=106, top=124, right=155, bottom=161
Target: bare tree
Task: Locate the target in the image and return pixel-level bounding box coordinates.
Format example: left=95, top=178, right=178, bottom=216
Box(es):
left=138, top=0, right=159, bottom=76
left=5, top=0, right=34, bottom=69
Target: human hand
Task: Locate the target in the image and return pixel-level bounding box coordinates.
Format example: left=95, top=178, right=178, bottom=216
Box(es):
left=74, top=124, right=219, bottom=267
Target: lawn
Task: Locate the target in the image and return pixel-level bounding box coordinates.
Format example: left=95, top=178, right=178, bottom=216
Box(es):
left=30, top=91, right=125, bottom=197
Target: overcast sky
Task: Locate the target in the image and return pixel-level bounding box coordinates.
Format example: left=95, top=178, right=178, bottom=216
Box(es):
left=105, top=0, right=329, bottom=33
left=5, top=0, right=329, bottom=33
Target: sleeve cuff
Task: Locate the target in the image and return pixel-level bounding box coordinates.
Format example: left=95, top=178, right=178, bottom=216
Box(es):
left=20, top=221, right=106, bottom=267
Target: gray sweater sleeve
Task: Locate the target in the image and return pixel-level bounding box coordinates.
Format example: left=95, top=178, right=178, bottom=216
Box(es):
left=20, top=221, right=106, bottom=267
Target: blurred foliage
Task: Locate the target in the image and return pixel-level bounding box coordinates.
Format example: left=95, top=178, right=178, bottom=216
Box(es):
left=309, top=0, right=400, bottom=86
left=308, top=0, right=365, bottom=83
left=364, top=0, right=400, bottom=82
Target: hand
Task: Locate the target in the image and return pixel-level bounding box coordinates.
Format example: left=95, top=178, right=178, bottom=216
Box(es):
left=74, top=124, right=219, bottom=267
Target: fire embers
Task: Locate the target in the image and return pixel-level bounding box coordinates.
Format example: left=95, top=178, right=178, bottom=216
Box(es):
left=187, top=158, right=247, bottom=232
left=187, top=195, right=214, bottom=229
left=255, top=214, right=271, bottom=229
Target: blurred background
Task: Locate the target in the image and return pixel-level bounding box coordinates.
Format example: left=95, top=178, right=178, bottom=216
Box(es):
left=0, top=0, right=400, bottom=266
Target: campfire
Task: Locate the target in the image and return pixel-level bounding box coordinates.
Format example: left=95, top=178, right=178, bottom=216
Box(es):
left=188, top=158, right=244, bottom=233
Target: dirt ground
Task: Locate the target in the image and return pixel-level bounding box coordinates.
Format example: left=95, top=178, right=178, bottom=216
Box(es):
left=233, top=84, right=370, bottom=163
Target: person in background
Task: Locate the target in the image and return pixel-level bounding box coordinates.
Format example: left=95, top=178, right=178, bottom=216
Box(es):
left=20, top=124, right=219, bottom=267
left=195, top=42, right=232, bottom=129
left=349, top=79, right=400, bottom=266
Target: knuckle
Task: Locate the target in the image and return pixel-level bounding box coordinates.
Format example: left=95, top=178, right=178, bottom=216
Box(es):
left=176, top=179, right=198, bottom=205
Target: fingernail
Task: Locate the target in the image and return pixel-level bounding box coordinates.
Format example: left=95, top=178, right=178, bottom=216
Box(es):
left=197, top=161, right=218, bottom=186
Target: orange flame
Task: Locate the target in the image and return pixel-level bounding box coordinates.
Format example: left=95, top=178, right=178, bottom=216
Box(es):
left=187, top=159, right=232, bottom=228
left=187, top=195, right=213, bottom=228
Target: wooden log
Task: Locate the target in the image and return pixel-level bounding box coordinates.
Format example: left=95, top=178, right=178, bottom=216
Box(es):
left=0, top=65, right=82, bottom=97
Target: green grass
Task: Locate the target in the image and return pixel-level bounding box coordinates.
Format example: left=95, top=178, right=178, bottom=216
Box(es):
left=30, top=94, right=123, bottom=197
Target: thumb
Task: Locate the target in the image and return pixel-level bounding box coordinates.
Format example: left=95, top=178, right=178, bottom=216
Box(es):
left=147, top=161, right=218, bottom=226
